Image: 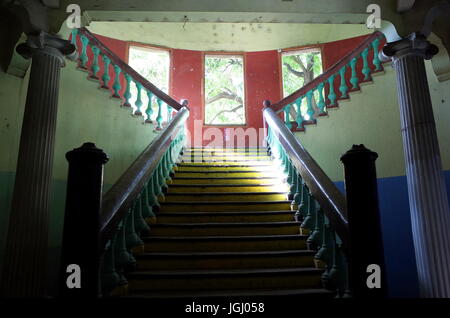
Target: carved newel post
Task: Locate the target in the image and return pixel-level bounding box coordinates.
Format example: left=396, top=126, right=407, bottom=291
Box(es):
left=0, top=32, right=75, bottom=297
left=382, top=32, right=450, bottom=298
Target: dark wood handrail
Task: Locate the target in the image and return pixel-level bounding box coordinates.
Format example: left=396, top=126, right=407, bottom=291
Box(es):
left=78, top=27, right=184, bottom=111
left=99, top=106, right=189, bottom=250
left=263, top=105, right=350, bottom=249
left=270, top=31, right=383, bottom=113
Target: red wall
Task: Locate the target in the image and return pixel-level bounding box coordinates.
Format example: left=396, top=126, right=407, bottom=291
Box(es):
left=74, top=32, right=373, bottom=146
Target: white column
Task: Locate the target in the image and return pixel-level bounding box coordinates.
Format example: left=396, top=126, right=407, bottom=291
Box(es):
left=383, top=32, right=450, bottom=298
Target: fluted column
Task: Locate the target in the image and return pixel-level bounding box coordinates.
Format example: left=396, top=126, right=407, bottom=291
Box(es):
left=0, top=32, right=75, bottom=297
left=383, top=33, right=450, bottom=298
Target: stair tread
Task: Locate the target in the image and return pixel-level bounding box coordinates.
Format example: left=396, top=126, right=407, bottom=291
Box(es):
left=144, top=234, right=308, bottom=241
left=164, top=191, right=287, bottom=195
left=172, top=176, right=279, bottom=179
left=135, top=249, right=315, bottom=258
left=160, top=200, right=292, bottom=205
left=157, top=210, right=295, bottom=216
left=127, top=267, right=322, bottom=277
left=169, top=184, right=280, bottom=187
left=125, top=288, right=333, bottom=298
left=151, top=221, right=300, bottom=227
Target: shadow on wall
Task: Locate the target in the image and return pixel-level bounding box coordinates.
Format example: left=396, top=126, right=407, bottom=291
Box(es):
left=335, top=171, right=450, bottom=298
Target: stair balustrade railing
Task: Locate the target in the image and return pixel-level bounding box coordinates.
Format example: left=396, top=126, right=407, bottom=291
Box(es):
left=58, top=27, right=190, bottom=297
left=271, top=31, right=386, bottom=132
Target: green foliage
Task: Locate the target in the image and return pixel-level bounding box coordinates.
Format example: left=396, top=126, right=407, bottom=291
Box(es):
left=128, top=46, right=170, bottom=120
left=204, top=56, right=245, bottom=125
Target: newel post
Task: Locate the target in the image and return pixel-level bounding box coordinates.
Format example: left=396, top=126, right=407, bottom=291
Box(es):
left=340, top=144, right=387, bottom=298
left=59, top=143, right=109, bottom=298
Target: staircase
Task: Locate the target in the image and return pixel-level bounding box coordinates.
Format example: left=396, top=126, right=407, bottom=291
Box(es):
left=123, top=147, right=333, bottom=298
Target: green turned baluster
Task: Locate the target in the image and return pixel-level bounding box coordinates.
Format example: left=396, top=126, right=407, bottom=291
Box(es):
left=315, top=215, right=332, bottom=268
left=162, top=152, right=172, bottom=183
left=89, top=45, right=100, bottom=80
left=100, top=237, right=121, bottom=294
left=125, top=207, right=144, bottom=253
left=316, top=83, right=326, bottom=115
left=111, top=64, right=122, bottom=98
left=114, top=217, right=135, bottom=275
left=295, top=97, right=304, bottom=129
left=133, top=196, right=150, bottom=235
left=70, top=28, right=78, bottom=48
left=167, top=105, right=173, bottom=123
left=300, top=193, right=316, bottom=230
left=157, top=162, right=167, bottom=191
left=145, top=90, right=154, bottom=123
left=327, top=75, right=337, bottom=107
left=307, top=206, right=323, bottom=249
left=288, top=164, right=297, bottom=201
left=305, top=90, right=315, bottom=121
left=78, top=34, right=89, bottom=70
left=152, top=167, right=162, bottom=197
left=327, top=233, right=346, bottom=297
left=338, top=66, right=348, bottom=98
left=293, top=173, right=303, bottom=206
left=156, top=99, right=163, bottom=130
left=142, top=182, right=157, bottom=223
left=372, top=38, right=382, bottom=71
left=321, top=228, right=335, bottom=290
left=349, top=57, right=359, bottom=90
left=281, top=151, right=289, bottom=175
left=134, top=81, right=143, bottom=116
left=361, top=47, right=371, bottom=81
left=123, top=73, right=132, bottom=107
left=284, top=104, right=292, bottom=130
left=147, top=171, right=160, bottom=208
left=100, top=54, right=111, bottom=89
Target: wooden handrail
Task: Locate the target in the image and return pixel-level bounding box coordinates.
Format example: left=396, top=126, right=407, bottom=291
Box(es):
left=263, top=105, right=349, bottom=249
left=78, top=27, right=184, bottom=111
left=270, top=31, right=383, bottom=113
left=99, top=106, right=189, bottom=250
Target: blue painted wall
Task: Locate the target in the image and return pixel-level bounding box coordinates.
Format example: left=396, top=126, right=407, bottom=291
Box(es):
left=335, top=170, right=450, bottom=298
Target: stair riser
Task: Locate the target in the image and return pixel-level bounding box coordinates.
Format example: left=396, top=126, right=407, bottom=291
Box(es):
left=183, top=151, right=268, bottom=156
left=174, top=172, right=279, bottom=178
left=168, top=185, right=288, bottom=193
left=176, top=166, right=274, bottom=172
left=159, top=203, right=293, bottom=212
left=177, top=162, right=271, bottom=166
left=127, top=274, right=322, bottom=292
left=144, top=240, right=307, bottom=252
left=149, top=225, right=300, bottom=236
left=155, top=214, right=295, bottom=223
left=135, top=255, right=314, bottom=271
left=171, top=179, right=279, bottom=185
left=161, top=193, right=287, bottom=202
left=180, top=156, right=271, bottom=162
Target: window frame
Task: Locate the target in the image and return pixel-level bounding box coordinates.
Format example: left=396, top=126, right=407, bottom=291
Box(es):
left=202, top=51, right=248, bottom=127
left=125, top=41, right=173, bottom=96
left=278, top=44, right=324, bottom=99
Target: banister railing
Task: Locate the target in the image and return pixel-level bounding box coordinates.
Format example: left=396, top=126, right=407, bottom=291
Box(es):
left=271, top=31, right=385, bottom=131
left=70, top=27, right=182, bottom=129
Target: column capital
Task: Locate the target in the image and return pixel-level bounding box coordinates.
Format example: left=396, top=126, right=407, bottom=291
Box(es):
left=16, top=31, right=76, bottom=65
left=382, top=32, right=439, bottom=61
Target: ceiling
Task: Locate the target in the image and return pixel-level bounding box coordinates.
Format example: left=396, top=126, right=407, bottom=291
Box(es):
left=87, top=22, right=371, bottom=52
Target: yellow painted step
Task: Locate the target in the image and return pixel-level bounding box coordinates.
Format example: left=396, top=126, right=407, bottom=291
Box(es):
left=155, top=211, right=295, bottom=223
left=159, top=201, right=294, bottom=212
left=176, top=165, right=274, bottom=172
left=149, top=222, right=301, bottom=236
left=161, top=193, right=287, bottom=202
left=143, top=235, right=307, bottom=252
left=135, top=250, right=315, bottom=271
left=180, top=156, right=271, bottom=162
left=127, top=268, right=323, bottom=292
left=183, top=151, right=268, bottom=156
left=168, top=185, right=290, bottom=193
left=173, top=171, right=282, bottom=178
left=176, top=161, right=271, bottom=166
left=171, top=177, right=279, bottom=185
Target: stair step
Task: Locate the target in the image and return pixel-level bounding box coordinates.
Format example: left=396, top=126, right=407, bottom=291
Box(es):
left=180, top=156, right=271, bottom=162
left=126, top=267, right=323, bottom=292
left=176, top=165, right=275, bottom=172
left=143, top=234, right=308, bottom=252
left=149, top=221, right=301, bottom=236
left=183, top=151, right=268, bottom=156
left=155, top=210, right=296, bottom=223
left=173, top=171, right=280, bottom=178
left=171, top=177, right=281, bottom=185
left=177, top=161, right=271, bottom=166
left=135, top=250, right=315, bottom=270
left=161, top=192, right=288, bottom=202
left=167, top=184, right=289, bottom=193
left=159, top=201, right=294, bottom=212
left=125, top=287, right=333, bottom=299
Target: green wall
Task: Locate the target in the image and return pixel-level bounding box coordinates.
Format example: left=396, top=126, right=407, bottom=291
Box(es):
left=295, top=61, right=450, bottom=181
left=0, top=60, right=159, bottom=290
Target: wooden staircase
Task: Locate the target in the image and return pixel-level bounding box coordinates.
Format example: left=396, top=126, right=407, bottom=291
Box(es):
left=123, top=148, right=333, bottom=298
